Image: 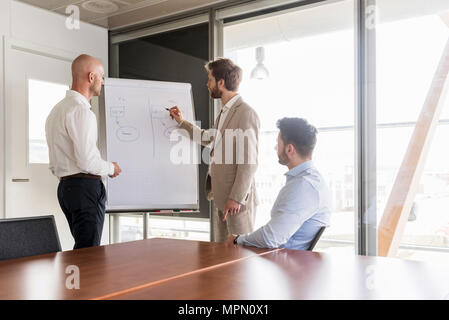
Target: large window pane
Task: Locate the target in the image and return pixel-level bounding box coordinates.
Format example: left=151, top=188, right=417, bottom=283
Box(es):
left=376, top=0, right=449, bottom=263
left=224, top=0, right=355, bottom=253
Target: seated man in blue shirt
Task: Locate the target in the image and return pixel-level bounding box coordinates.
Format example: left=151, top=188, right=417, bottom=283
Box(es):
left=226, top=117, right=332, bottom=250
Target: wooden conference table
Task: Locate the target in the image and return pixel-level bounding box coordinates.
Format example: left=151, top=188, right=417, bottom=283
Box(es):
left=0, top=238, right=448, bottom=300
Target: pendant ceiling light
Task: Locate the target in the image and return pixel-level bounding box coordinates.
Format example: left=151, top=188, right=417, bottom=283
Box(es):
left=250, top=46, right=269, bottom=80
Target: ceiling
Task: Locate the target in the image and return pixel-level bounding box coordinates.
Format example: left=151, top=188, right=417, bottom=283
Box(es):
left=16, top=0, right=232, bottom=30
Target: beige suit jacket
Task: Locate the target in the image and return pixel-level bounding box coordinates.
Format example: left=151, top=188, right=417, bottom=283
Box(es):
left=179, top=97, right=260, bottom=211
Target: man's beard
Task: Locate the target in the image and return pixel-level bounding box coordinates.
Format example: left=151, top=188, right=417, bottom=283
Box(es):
left=278, top=150, right=289, bottom=165
left=91, top=84, right=102, bottom=97
left=209, top=85, right=222, bottom=99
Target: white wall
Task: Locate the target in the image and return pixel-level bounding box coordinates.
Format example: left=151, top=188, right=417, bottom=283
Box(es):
left=0, top=0, right=11, bottom=221
left=0, top=0, right=109, bottom=248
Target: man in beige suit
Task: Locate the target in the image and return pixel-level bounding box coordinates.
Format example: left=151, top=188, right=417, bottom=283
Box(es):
left=170, top=58, right=260, bottom=242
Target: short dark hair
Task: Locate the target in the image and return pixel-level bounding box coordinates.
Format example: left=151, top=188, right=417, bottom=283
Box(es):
left=205, top=58, right=242, bottom=92
left=276, top=118, right=318, bottom=157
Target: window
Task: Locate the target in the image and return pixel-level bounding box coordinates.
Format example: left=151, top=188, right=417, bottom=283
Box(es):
left=28, top=79, right=68, bottom=164
left=147, top=217, right=209, bottom=241
left=108, top=0, right=449, bottom=264
left=224, top=0, right=355, bottom=253
left=376, top=0, right=449, bottom=263
left=116, top=215, right=209, bottom=243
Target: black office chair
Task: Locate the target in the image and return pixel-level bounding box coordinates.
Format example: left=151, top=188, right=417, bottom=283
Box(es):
left=307, top=226, right=326, bottom=251
left=0, top=215, right=62, bottom=260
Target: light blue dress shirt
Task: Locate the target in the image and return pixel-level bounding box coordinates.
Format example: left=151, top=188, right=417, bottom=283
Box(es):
left=237, top=160, right=332, bottom=250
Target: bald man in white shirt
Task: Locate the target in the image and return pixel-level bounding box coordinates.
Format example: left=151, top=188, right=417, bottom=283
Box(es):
left=45, top=54, right=121, bottom=249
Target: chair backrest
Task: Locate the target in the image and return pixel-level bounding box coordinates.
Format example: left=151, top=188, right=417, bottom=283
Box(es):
left=0, top=215, right=61, bottom=260
left=307, top=226, right=326, bottom=251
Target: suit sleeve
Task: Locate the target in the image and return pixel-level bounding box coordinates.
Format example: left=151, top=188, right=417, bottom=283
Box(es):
left=228, top=108, right=260, bottom=205
left=178, top=120, right=215, bottom=147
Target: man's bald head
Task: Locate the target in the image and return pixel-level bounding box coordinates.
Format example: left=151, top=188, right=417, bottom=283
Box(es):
left=71, top=54, right=105, bottom=98
left=72, top=54, right=103, bottom=80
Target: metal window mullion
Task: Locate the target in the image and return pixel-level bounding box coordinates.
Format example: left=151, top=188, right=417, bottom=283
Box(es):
left=208, top=9, right=224, bottom=242
left=355, top=0, right=377, bottom=256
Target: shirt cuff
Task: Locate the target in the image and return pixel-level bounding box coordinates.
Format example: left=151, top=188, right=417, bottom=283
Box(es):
left=236, top=234, right=246, bottom=245
left=229, top=197, right=243, bottom=206
left=108, top=162, right=115, bottom=176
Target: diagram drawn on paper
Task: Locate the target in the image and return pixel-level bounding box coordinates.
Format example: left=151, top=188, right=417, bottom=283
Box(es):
left=110, top=97, right=140, bottom=143
left=149, top=99, right=180, bottom=158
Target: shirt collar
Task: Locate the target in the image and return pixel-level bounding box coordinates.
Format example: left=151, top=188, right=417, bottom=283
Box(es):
left=66, top=90, right=91, bottom=109
left=222, top=94, right=240, bottom=111
left=285, top=160, right=314, bottom=177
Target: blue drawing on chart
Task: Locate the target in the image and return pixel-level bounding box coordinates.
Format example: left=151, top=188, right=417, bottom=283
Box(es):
left=110, top=97, right=140, bottom=142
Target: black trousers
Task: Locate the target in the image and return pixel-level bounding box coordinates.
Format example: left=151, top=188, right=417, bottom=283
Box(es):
left=57, top=178, right=106, bottom=250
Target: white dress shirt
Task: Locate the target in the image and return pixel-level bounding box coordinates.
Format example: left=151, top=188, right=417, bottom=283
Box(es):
left=45, top=90, right=114, bottom=179
left=216, top=94, right=240, bottom=135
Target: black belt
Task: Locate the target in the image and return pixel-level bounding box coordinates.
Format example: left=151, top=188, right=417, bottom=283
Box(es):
left=60, top=173, right=102, bottom=181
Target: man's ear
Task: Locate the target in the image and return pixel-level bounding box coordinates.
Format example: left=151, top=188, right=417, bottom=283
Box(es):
left=287, top=144, right=295, bottom=155
left=218, top=78, right=225, bottom=89
left=88, top=72, right=94, bottom=83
